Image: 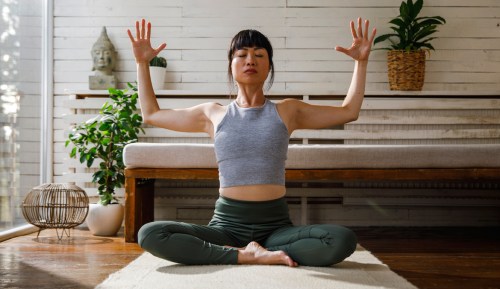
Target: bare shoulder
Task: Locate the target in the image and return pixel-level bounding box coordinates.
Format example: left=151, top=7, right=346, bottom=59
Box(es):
left=275, top=98, right=305, bottom=132
left=202, top=101, right=228, bottom=127
left=276, top=98, right=306, bottom=115
left=195, top=101, right=226, bottom=114
left=277, top=98, right=301, bottom=108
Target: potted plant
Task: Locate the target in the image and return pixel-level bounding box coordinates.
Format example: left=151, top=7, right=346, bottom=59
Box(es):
left=65, top=82, right=144, bottom=236
left=374, top=0, right=445, bottom=90
left=149, top=55, right=167, bottom=90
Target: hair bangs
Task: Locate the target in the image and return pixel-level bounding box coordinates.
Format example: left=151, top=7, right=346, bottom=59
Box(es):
left=231, top=30, right=273, bottom=58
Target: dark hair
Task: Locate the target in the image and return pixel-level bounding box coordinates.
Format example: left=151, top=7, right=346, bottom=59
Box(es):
left=227, top=29, right=274, bottom=93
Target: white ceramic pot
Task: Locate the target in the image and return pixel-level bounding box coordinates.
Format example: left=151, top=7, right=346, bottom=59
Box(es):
left=86, top=203, right=124, bottom=236
left=149, top=66, right=166, bottom=90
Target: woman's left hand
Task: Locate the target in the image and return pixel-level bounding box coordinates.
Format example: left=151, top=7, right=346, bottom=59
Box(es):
left=335, top=17, right=376, bottom=62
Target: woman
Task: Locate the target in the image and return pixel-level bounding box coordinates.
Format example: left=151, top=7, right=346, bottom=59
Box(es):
left=127, top=18, right=376, bottom=267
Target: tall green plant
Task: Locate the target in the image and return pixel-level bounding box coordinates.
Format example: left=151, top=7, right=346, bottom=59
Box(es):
left=374, top=0, right=445, bottom=51
left=65, top=82, right=144, bottom=205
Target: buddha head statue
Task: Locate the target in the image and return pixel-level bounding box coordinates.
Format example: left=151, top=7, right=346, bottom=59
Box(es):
left=91, top=26, right=117, bottom=76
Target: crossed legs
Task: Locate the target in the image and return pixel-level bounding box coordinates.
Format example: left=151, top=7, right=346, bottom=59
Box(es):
left=138, top=221, right=356, bottom=267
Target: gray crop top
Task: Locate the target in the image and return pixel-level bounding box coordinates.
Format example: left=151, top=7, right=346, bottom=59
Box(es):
left=214, top=99, right=289, bottom=188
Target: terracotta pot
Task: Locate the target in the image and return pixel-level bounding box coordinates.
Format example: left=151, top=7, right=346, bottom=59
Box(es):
left=86, top=203, right=124, bottom=236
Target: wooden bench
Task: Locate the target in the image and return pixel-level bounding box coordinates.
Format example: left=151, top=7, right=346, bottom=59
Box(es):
left=124, top=143, right=500, bottom=242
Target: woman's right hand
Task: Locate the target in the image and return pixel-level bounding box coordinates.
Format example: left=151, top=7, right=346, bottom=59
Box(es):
left=127, top=19, right=167, bottom=64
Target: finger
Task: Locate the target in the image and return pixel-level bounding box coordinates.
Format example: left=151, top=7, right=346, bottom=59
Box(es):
left=369, top=28, right=377, bottom=44
left=127, top=29, right=135, bottom=42
left=147, top=22, right=151, bottom=40
left=335, top=46, right=349, bottom=55
left=135, top=20, right=140, bottom=39
left=364, top=19, right=369, bottom=40
left=350, top=20, right=358, bottom=39
left=154, top=43, right=167, bottom=54
left=357, top=17, right=363, bottom=38
left=141, top=19, right=146, bottom=39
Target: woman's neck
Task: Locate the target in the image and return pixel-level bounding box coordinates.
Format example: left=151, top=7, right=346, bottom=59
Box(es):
left=236, top=85, right=265, bottom=108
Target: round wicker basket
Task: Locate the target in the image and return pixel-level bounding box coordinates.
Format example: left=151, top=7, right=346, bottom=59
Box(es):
left=22, top=183, right=89, bottom=238
left=387, top=50, right=426, bottom=91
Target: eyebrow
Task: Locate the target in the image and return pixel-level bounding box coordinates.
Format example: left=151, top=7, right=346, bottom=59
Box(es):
left=239, top=47, right=264, bottom=51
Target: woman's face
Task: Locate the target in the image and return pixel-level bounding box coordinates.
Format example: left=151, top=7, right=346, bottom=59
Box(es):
left=231, top=47, right=270, bottom=87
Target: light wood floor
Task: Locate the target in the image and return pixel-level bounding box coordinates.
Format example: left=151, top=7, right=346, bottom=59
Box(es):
left=0, top=227, right=499, bottom=289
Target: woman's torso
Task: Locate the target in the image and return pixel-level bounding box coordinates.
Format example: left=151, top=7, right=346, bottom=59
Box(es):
left=219, top=185, right=286, bottom=201
left=212, top=99, right=291, bottom=201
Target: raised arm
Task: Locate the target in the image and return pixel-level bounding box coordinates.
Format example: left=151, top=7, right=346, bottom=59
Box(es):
left=127, top=19, right=218, bottom=135
left=280, top=18, right=376, bottom=132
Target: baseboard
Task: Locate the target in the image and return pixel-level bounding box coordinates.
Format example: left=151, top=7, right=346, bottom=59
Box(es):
left=0, top=224, right=38, bottom=242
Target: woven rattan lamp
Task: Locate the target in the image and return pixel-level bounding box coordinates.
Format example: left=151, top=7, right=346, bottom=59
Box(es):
left=22, top=183, right=89, bottom=239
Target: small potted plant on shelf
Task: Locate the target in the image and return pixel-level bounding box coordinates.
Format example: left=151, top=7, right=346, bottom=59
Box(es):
left=149, top=55, right=167, bottom=90
left=374, top=0, right=445, bottom=91
left=65, top=82, right=144, bottom=236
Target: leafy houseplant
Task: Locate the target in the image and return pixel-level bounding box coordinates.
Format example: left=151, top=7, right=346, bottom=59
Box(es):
left=66, top=82, right=144, bottom=206
left=374, top=0, right=446, bottom=90
left=149, top=56, right=167, bottom=90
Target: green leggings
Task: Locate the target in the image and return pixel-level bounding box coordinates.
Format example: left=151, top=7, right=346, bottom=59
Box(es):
left=138, top=196, right=357, bottom=266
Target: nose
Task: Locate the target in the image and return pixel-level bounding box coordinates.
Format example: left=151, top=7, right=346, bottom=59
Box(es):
left=245, top=53, right=256, bottom=66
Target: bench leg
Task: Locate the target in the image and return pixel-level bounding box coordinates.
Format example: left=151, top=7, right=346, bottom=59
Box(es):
left=125, top=177, right=155, bottom=243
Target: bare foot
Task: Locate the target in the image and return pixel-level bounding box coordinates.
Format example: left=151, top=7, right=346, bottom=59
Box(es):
left=237, top=241, right=298, bottom=267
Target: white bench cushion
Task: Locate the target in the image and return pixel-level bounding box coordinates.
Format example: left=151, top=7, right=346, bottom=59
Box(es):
left=124, top=143, right=500, bottom=169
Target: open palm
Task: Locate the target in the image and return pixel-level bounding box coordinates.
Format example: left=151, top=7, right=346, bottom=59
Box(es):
left=336, top=18, right=376, bottom=62
left=127, top=19, right=166, bottom=63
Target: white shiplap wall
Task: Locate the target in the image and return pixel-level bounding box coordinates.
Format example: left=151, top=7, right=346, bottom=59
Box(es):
left=53, top=0, right=500, bottom=93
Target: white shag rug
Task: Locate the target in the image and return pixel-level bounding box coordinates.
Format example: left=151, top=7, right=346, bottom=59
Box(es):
left=96, top=245, right=417, bottom=289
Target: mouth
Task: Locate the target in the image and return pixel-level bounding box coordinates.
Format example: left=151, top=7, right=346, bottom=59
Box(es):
left=244, top=69, right=257, bottom=74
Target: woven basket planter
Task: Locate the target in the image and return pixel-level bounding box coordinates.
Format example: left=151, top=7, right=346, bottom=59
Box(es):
left=22, top=183, right=89, bottom=239
left=387, top=50, right=426, bottom=91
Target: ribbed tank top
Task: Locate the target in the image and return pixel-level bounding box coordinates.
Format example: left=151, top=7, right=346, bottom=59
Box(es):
left=214, top=99, right=289, bottom=188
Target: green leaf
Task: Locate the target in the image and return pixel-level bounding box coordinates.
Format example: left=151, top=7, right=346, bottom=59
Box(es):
left=108, top=87, right=119, bottom=96
left=399, top=1, right=408, bottom=19
left=99, top=194, right=113, bottom=206
left=374, top=34, right=397, bottom=45
left=407, top=0, right=415, bottom=20
left=414, top=26, right=437, bottom=42
left=418, top=43, right=435, bottom=50
left=413, top=0, right=423, bottom=18
left=99, top=122, right=110, bottom=131
left=417, top=18, right=445, bottom=27
left=70, top=147, right=77, bottom=158
left=79, top=153, right=87, bottom=164
left=389, top=18, right=405, bottom=29
left=86, top=156, right=95, bottom=168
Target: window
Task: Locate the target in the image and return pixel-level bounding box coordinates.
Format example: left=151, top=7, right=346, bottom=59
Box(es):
left=0, top=0, right=49, bottom=232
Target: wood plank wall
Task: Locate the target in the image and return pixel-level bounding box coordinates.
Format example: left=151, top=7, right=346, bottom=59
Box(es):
left=53, top=0, right=500, bottom=93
